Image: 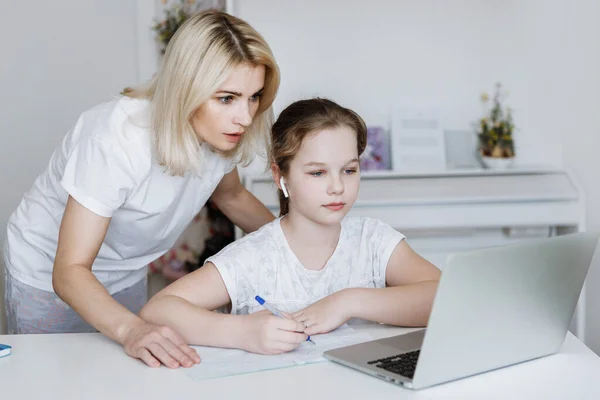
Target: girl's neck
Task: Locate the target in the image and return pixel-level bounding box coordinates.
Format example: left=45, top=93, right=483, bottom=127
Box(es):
left=281, top=211, right=341, bottom=247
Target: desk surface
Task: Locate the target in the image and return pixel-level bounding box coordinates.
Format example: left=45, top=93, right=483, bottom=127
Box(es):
left=1, top=325, right=600, bottom=400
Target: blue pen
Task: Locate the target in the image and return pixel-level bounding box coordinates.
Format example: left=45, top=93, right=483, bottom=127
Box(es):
left=255, top=295, right=316, bottom=345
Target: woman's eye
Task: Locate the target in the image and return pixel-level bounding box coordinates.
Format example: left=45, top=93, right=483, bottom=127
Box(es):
left=250, top=93, right=262, bottom=102
left=218, top=96, right=234, bottom=104
left=344, top=169, right=358, bottom=174
left=310, top=171, right=324, bottom=177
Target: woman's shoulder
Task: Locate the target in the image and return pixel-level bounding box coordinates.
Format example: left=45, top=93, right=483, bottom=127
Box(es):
left=78, top=95, right=151, bottom=143
left=67, top=96, right=154, bottom=182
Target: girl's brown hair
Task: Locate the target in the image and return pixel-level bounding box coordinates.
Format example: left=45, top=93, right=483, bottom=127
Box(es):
left=271, top=98, right=367, bottom=216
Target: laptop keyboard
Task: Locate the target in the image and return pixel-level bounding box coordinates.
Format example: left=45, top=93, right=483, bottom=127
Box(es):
left=367, top=350, right=420, bottom=379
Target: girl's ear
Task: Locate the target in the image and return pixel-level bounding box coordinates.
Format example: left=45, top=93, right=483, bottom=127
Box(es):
left=271, top=163, right=289, bottom=198
left=271, top=163, right=288, bottom=197
left=270, top=162, right=280, bottom=183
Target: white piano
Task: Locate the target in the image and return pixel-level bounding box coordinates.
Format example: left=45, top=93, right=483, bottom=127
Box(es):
left=240, top=168, right=588, bottom=341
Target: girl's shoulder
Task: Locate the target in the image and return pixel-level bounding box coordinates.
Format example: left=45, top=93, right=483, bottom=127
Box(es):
left=342, top=216, right=395, bottom=234
left=342, top=216, right=405, bottom=247
left=215, top=218, right=281, bottom=255
left=205, top=219, right=282, bottom=270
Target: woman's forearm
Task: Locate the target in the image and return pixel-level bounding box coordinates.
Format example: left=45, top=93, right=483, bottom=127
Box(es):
left=216, top=188, right=275, bottom=233
left=344, top=281, right=439, bottom=327
left=52, top=264, right=143, bottom=343
left=140, top=295, right=243, bottom=348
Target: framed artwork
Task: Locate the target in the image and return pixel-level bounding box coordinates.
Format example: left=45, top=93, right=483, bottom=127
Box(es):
left=391, top=107, right=446, bottom=172
left=360, top=126, right=392, bottom=171
left=444, top=129, right=480, bottom=169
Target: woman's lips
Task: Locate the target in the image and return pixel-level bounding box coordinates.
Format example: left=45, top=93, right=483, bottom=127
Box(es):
left=224, top=132, right=243, bottom=143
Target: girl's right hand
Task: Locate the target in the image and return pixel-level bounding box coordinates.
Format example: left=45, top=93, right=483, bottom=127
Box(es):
left=121, top=320, right=201, bottom=368
left=240, top=310, right=308, bottom=354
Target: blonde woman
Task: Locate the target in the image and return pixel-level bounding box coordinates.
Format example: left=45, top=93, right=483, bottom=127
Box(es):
left=4, top=10, right=278, bottom=368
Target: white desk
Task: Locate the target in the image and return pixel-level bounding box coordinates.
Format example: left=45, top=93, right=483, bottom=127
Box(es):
left=1, top=324, right=599, bottom=400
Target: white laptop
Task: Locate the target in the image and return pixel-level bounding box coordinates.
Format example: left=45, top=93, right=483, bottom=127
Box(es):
left=323, top=232, right=599, bottom=389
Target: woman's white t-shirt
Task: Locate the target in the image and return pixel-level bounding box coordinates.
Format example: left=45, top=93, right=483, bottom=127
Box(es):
left=206, top=216, right=405, bottom=315
left=4, top=96, right=235, bottom=294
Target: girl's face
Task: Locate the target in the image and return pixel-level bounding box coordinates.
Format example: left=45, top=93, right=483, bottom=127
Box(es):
left=191, top=63, right=265, bottom=152
left=284, top=125, right=361, bottom=226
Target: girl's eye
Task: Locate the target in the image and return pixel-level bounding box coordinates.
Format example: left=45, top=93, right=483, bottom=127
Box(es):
left=344, top=169, right=358, bottom=175
left=218, top=96, right=234, bottom=104
left=250, top=93, right=263, bottom=102
left=310, top=171, right=324, bottom=177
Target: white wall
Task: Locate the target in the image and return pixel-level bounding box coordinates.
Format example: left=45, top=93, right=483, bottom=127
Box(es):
left=2, top=0, right=599, bottom=353
left=237, top=0, right=567, bottom=166
left=234, top=0, right=600, bottom=352
left=559, top=1, right=600, bottom=355
left=0, top=0, right=153, bottom=333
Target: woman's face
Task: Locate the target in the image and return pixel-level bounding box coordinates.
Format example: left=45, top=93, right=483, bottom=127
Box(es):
left=191, top=63, right=265, bottom=152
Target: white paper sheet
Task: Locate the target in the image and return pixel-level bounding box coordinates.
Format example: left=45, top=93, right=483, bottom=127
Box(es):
left=184, top=325, right=373, bottom=381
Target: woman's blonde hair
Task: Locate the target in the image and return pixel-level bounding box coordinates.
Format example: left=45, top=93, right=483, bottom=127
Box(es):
left=123, top=10, right=280, bottom=176
left=271, top=98, right=368, bottom=216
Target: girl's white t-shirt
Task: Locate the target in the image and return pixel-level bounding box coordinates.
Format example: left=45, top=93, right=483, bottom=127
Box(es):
left=4, top=96, right=235, bottom=294
left=206, top=216, right=405, bottom=315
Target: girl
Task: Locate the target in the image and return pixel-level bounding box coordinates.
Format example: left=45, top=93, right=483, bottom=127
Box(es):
left=140, top=98, right=441, bottom=358
left=4, top=10, right=278, bottom=368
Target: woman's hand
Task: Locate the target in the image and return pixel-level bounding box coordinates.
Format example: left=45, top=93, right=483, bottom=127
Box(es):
left=121, top=320, right=201, bottom=368
left=292, top=291, right=351, bottom=335
left=238, top=310, right=308, bottom=355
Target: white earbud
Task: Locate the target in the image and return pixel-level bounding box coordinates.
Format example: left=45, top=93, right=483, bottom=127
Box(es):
left=279, top=176, right=289, bottom=198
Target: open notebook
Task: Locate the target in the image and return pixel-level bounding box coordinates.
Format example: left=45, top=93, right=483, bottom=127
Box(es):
left=184, top=325, right=373, bottom=381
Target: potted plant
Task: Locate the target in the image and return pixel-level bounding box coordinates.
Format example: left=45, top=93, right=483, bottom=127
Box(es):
left=476, top=83, right=516, bottom=169
left=154, top=0, right=225, bottom=54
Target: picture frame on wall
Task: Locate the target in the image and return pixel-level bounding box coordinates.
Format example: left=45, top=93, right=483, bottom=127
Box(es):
left=360, top=126, right=392, bottom=171
left=391, top=107, right=446, bottom=172
left=444, top=129, right=480, bottom=169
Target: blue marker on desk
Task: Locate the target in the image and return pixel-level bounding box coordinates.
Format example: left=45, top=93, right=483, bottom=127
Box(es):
left=0, top=343, right=12, bottom=359
left=255, top=295, right=315, bottom=345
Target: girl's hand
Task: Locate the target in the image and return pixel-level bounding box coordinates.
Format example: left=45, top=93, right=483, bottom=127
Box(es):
left=239, top=310, right=308, bottom=354
left=292, top=291, right=351, bottom=335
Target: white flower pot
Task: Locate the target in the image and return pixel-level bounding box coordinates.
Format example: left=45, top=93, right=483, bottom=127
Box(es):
left=481, top=156, right=515, bottom=170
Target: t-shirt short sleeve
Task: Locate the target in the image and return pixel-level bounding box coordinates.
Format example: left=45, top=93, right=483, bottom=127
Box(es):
left=362, top=218, right=406, bottom=285
left=206, top=238, right=257, bottom=313
left=60, top=136, right=134, bottom=218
